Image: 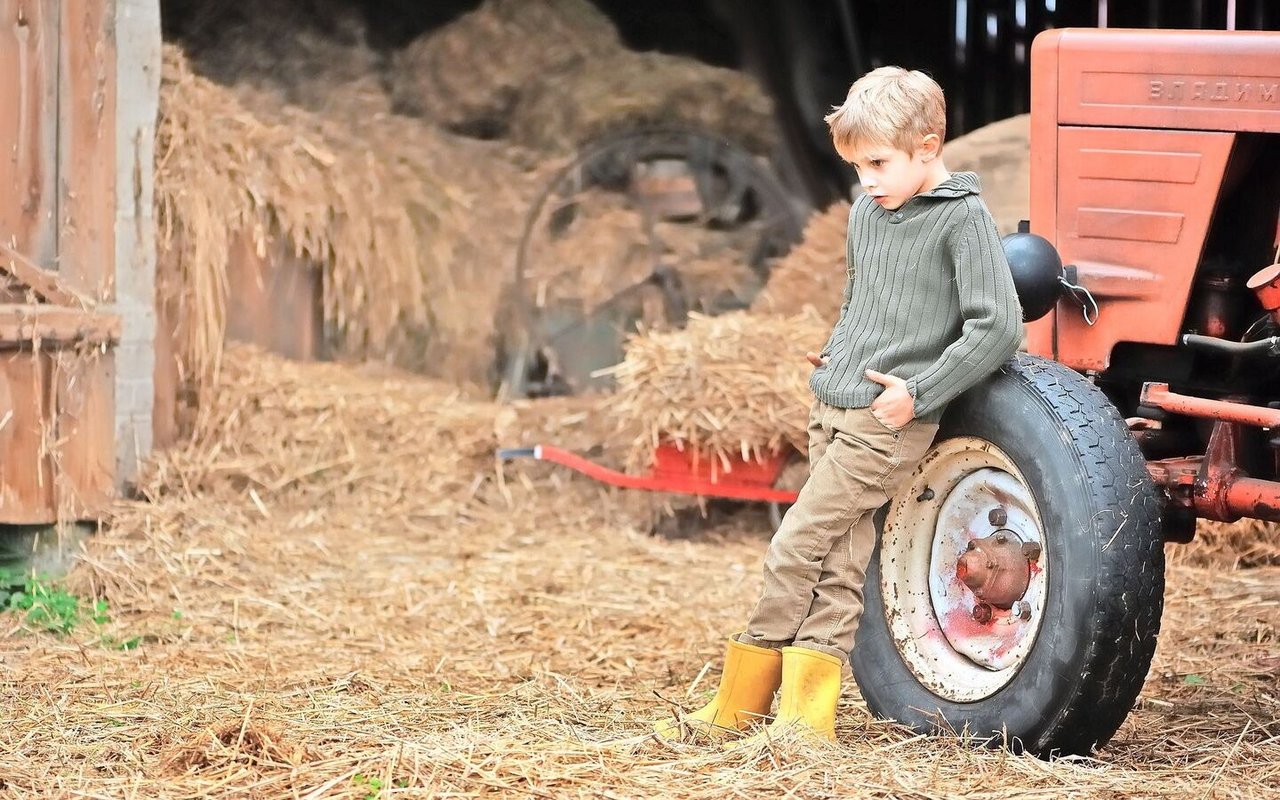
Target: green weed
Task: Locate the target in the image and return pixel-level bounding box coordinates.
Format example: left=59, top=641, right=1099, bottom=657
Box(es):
left=0, top=571, right=84, bottom=634
left=353, top=773, right=384, bottom=800
left=0, top=571, right=140, bottom=649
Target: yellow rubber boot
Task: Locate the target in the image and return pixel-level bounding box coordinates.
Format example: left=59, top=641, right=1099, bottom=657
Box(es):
left=727, top=646, right=843, bottom=747
left=654, top=637, right=783, bottom=740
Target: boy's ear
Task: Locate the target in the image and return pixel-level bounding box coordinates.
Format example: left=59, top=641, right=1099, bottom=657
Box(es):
left=920, top=132, right=942, bottom=162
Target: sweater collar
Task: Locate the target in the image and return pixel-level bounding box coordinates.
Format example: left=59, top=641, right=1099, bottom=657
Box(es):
left=918, top=171, right=981, bottom=198
left=881, top=171, right=981, bottom=223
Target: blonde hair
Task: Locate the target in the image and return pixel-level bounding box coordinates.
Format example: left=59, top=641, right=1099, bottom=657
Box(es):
left=824, top=67, right=946, bottom=157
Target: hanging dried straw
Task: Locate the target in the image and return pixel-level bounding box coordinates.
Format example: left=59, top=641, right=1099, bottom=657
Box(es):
left=154, top=45, right=452, bottom=401
left=607, top=310, right=829, bottom=471
left=163, top=2, right=556, bottom=388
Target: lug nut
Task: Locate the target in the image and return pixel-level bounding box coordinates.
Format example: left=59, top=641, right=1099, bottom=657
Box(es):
left=1021, top=542, right=1042, bottom=561
left=965, top=540, right=977, bottom=551
left=972, top=603, right=993, bottom=623
left=989, top=508, right=1007, bottom=526
left=1014, top=601, right=1032, bottom=621
left=995, top=532, right=1008, bottom=544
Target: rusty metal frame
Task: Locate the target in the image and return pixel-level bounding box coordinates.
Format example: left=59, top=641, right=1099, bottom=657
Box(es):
left=1141, top=382, right=1280, bottom=521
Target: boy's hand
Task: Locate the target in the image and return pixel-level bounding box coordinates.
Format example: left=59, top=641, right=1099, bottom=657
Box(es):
left=806, top=351, right=828, bottom=368
left=865, top=369, right=915, bottom=429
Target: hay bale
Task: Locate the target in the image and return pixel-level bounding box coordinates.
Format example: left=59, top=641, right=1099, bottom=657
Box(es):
left=608, top=310, right=828, bottom=471
left=154, top=45, right=443, bottom=401
left=390, top=0, right=776, bottom=154
left=508, top=49, right=777, bottom=155
left=389, top=0, right=620, bottom=137
left=170, top=0, right=391, bottom=120
left=751, top=201, right=851, bottom=323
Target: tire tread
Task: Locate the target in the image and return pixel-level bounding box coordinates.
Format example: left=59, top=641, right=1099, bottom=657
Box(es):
left=1002, top=353, right=1165, bottom=755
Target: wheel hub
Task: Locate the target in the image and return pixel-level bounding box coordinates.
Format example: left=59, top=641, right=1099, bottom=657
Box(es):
left=956, top=531, right=1040, bottom=609
left=881, top=438, right=1049, bottom=701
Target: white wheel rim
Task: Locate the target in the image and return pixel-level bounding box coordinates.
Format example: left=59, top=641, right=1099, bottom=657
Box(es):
left=878, top=436, right=1048, bottom=702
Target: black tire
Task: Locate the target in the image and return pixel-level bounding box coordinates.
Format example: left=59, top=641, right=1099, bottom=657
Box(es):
left=852, top=353, right=1166, bottom=757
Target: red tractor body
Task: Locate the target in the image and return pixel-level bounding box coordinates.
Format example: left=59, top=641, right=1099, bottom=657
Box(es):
left=1025, top=28, right=1280, bottom=527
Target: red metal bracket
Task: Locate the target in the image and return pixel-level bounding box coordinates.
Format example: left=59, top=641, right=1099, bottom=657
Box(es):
left=1140, top=382, right=1280, bottom=428
left=1140, top=383, right=1280, bottom=521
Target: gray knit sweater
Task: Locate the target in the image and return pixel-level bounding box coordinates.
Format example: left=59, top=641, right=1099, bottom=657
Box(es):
left=811, top=172, right=1023, bottom=423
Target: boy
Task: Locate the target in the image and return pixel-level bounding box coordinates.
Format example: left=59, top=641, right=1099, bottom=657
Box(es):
left=656, top=67, right=1023, bottom=744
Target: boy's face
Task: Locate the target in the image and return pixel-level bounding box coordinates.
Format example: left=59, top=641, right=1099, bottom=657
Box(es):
left=842, top=137, right=939, bottom=211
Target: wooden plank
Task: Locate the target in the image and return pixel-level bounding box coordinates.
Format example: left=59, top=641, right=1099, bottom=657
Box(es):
left=0, top=304, right=120, bottom=346
left=0, top=0, right=59, bottom=268
left=0, top=241, right=88, bottom=307
left=0, top=350, right=54, bottom=524
left=58, top=0, right=116, bottom=300
left=52, top=346, right=114, bottom=517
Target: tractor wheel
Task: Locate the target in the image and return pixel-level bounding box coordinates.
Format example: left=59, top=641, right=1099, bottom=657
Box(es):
left=852, top=353, right=1165, bottom=757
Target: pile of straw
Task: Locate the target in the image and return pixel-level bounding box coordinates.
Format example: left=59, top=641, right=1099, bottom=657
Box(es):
left=158, top=0, right=780, bottom=398
left=391, top=0, right=777, bottom=155
left=2, top=347, right=1275, bottom=797
left=154, top=45, right=444, bottom=398
left=587, top=201, right=852, bottom=471
left=608, top=310, right=829, bottom=470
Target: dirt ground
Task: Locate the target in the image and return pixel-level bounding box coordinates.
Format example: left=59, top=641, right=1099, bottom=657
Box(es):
left=1, top=349, right=1277, bottom=798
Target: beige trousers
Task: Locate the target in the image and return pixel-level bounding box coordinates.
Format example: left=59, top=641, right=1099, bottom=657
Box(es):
left=742, top=399, right=939, bottom=661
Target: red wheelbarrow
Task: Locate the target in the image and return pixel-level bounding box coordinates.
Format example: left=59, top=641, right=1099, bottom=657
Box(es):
left=497, top=442, right=800, bottom=508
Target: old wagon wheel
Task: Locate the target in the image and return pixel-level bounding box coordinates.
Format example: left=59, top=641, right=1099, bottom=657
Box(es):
left=495, top=128, right=804, bottom=399
left=853, top=354, right=1166, bottom=757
